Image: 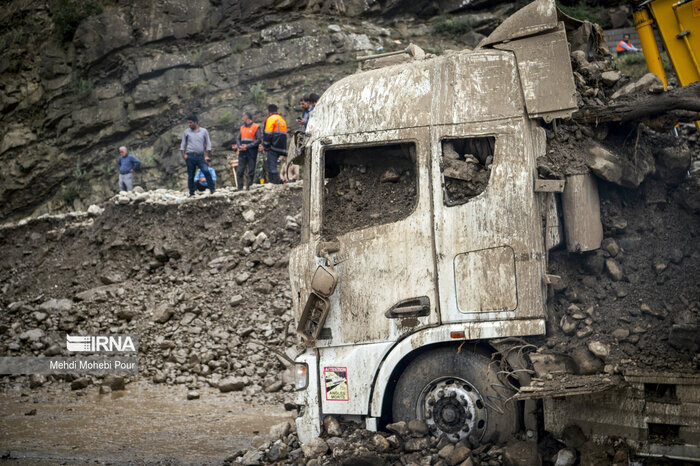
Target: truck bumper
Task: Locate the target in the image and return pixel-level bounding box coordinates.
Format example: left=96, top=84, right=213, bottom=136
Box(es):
left=295, top=350, right=321, bottom=443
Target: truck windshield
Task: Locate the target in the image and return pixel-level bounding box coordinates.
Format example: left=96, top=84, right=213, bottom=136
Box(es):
left=321, top=142, right=417, bottom=239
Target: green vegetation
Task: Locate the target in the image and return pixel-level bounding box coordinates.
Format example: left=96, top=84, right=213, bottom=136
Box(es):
left=50, top=0, right=105, bottom=42
left=219, top=110, right=233, bottom=124
left=432, top=15, right=474, bottom=38
left=61, top=182, right=78, bottom=204
left=249, top=83, right=267, bottom=105
left=71, top=73, right=94, bottom=94
left=613, top=51, right=673, bottom=79
left=556, top=2, right=612, bottom=29
left=233, top=43, right=246, bottom=53
left=72, top=157, right=87, bottom=180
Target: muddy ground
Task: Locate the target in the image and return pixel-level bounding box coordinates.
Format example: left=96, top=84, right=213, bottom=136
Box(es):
left=0, top=382, right=292, bottom=464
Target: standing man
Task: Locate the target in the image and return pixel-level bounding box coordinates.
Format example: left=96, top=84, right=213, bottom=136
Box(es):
left=180, top=114, right=215, bottom=196
left=233, top=111, right=261, bottom=190
left=263, top=104, right=287, bottom=185
left=616, top=34, right=639, bottom=55
left=117, top=146, right=141, bottom=192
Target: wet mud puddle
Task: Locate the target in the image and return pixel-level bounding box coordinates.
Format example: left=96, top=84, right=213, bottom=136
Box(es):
left=0, top=382, right=293, bottom=464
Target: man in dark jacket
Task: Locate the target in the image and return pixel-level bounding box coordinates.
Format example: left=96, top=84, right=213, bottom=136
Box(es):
left=233, top=111, right=262, bottom=190
left=117, top=146, right=141, bottom=192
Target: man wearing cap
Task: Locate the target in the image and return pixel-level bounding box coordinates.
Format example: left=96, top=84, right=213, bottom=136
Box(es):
left=180, top=114, right=215, bottom=195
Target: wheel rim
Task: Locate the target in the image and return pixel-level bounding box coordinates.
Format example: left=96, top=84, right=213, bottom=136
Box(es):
left=417, top=376, right=488, bottom=443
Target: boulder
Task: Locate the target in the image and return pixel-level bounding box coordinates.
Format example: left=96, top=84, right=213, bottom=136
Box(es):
left=301, top=438, right=328, bottom=459
left=611, top=73, right=664, bottom=100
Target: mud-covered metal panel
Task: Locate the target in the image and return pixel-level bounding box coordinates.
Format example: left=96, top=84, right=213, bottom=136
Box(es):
left=479, top=0, right=558, bottom=47
left=310, top=127, right=439, bottom=347
left=430, top=119, right=547, bottom=326
left=493, top=25, right=577, bottom=122
left=454, top=246, right=517, bottom=313
left=306, top=51, right=523, bottom=138
left=318, top=342, right=393, bottom=415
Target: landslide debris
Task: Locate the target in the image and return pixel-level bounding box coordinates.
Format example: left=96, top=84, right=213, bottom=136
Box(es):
left=0, top=185, right=303, bottom=401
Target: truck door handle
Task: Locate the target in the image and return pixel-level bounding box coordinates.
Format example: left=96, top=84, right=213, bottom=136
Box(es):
left=385, top=297, right=430, bottom=318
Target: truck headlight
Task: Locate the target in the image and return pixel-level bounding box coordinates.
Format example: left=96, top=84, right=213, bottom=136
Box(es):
left=295, top=363, right=309, bottom=390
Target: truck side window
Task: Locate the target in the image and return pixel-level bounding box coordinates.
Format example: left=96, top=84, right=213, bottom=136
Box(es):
left=441, top=137, right=495, bottom=206
left=322, top=143, right=417, bottom=238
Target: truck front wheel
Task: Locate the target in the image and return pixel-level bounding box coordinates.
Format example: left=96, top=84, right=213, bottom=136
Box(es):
left=391, top=346, right=518, bottom=444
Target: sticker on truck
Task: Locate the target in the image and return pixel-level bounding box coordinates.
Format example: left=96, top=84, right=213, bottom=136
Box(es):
left=324, top=367, right=349, bottom=401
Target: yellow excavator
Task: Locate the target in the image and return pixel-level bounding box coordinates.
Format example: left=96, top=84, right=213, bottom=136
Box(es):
left=633, top=0, right=700, bottom=129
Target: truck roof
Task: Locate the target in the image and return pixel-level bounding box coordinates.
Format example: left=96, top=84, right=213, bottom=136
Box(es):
left=306, top=48, right=525, bottom=139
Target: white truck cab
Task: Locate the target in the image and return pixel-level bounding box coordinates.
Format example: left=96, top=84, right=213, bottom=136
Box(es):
left=289, top=0, right=578, bottom=444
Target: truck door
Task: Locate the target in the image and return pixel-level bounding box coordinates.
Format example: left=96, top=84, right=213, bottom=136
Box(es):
left=312, top=130, right=440, bottom=346
left=430, top=121, right=547, bottom=331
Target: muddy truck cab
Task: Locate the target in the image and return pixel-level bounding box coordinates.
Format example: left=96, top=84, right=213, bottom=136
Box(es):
left=289, top=0, right=579, bottom=444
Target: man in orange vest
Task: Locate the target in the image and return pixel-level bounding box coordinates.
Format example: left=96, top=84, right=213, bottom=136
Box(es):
left=616, top=34, right=639, bottom=55
left=263, top=104, right=287, bottom=185
left=233, top=111, right=262, bottom=190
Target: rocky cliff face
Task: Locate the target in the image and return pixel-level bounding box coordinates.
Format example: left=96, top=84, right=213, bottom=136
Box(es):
left=3, top=0, right=461, bottom=221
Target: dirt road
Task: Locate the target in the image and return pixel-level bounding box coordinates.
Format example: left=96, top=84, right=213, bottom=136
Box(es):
left=0, top=381, right=293, bottom=464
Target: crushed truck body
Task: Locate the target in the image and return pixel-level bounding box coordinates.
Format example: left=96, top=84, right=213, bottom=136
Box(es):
left=287, top=0, right=700, bottom=460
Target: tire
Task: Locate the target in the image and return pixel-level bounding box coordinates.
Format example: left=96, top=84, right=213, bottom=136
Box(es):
left=392, top=346, right=519, bottom=444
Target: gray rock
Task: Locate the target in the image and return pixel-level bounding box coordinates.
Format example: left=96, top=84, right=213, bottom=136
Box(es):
left=450, top=444, right=471, bottom=465
left=600, top=70, right=621, bottom=86
left=103, top=375, right=125, bottom=391
left=100, top=272, right=124, bottom=285
left=612, top=72, right=664, bottom=99
left=230, top=295, right=244, bottom=306
left=407, top=419, right=429, bottom=436
left=301, top=438, right=328, bottom=459
left=560, top=315, right=577, bottom=335
left=219, top=377, right=246, bottom=392
left=241, top=230, right=256, bottom=245
left=87, top=204, right=103, bottom=216
left=235, top=272, right=250, bottom=284
left=187, top=391, right=200, bottom=400
left=152, top=303, right=173, bottom=323
left=71, top=377, right=91, bottom=390
left=571, top=347, right=603, bottom=375
left=605, top=259, right=623, bottom=281
left=242, top=209, right=255, bottom=222
left=19, top=328, right=44, bottom=342
left=554, top=448, right=576, bottom=466
left=269, top=421, right=291, bottom=439
left=386, top=420, right=408, bottom=436
left=371, top=433, right=390, bottom=452
left=587, top=341, right=610, bottom=360
left=323, top=415, right=343, bottom=437
left=502, top=440, right=539, bottom=466
left=404, top=437, right=429, bottom=452
left=266, top=440, right=288, bottom=462
left=39, top=298, right=73, bottom=313
left=602, top=238, right=620, bottom=257
left=612, top=328, right=629, bottom=341
left=32, top=312, right=48, bottom=322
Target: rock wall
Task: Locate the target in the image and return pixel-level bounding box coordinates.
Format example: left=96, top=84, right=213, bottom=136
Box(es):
left=2, top=0, right=415, bottom=220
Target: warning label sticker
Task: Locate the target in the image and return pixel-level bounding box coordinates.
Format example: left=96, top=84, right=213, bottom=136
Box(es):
left=323, top=366, right=349, bottom=401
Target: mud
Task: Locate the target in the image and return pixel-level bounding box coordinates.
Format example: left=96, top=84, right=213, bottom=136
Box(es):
left=0, top=381, right=292, bottom=464
left=322, top=144, right=417, bottom=239
left=544, top=180, right=700, bottom=371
